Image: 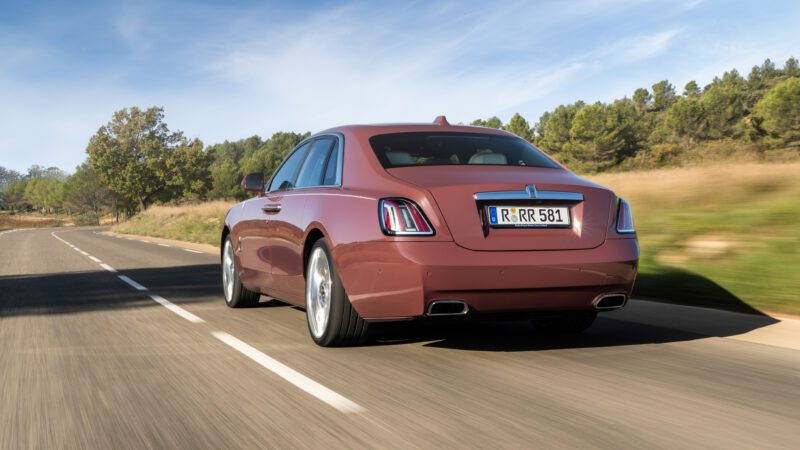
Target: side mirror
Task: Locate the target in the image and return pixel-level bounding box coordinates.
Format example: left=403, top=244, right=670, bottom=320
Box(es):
left=241, top=172, right=265, bottom=192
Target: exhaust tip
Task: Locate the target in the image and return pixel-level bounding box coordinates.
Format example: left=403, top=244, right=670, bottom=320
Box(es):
left=593, top=294, right=627, bottom=311
left=427, top=300, right=468, bottom=316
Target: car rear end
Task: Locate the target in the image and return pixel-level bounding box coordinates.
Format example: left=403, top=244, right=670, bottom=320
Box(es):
left=333, top=124, right=638, bottom=321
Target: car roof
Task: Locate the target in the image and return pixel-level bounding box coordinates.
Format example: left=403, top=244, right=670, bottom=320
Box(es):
left=316, top=116, right=519, bottom=140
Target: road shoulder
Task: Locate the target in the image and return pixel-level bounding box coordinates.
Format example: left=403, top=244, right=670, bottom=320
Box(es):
left=103, top=230, right=218, bottom=255
left=621, top=299, right=800, bottom=351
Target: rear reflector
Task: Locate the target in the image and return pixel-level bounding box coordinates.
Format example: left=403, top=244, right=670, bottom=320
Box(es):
left=380, top=198, right=434, bottom=236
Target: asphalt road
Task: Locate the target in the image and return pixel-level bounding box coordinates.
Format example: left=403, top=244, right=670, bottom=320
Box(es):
left=1, top=227, right=798, bottom=449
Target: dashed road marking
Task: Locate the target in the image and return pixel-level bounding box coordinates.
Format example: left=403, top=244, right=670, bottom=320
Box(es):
left=118, top=275, right=148, bottom=291
left=150, top=294, right=205, bottom=323
left=212, top=332, right=365, bottom=414
left=101, top=232, right=209, bottom=256
left=51, top=231, right=204, bottom=324
left=50, top=230, right=361, bottom=414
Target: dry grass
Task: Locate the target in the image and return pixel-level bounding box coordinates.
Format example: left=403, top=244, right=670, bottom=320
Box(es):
left=113, top=200, right=234, bottom=245
left=588, top=162, right=800, bottom=215
left=0, top=212, right=66, bottom=231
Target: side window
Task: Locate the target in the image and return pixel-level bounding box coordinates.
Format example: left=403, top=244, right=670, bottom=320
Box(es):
left=268, top=142, right=310, bottom=192
left=296, top=138, right=335, bottom=188
left=322, top=141, right=340, bottom=186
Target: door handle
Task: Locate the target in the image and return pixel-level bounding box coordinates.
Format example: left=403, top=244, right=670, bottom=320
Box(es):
left=261, top=204, right=282, bottom=213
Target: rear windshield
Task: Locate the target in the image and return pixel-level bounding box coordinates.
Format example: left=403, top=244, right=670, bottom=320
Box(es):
left=369, top=132, right=558, bottom=169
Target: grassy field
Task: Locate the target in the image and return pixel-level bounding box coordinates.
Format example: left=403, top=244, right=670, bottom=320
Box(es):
left=592, top=163, right=800, bottom=315
left=112, top=163, right=800, bottom=315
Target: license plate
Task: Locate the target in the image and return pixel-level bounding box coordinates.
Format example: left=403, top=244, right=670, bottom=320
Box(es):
left=487, top=205, right=571, bottom=228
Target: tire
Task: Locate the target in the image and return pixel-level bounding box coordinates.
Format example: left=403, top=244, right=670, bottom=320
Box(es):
left=222, top=236, right=260, bottom=308
left=531, top=311, right=597, bottom=334
left=305, top=239, right=369, bottom=347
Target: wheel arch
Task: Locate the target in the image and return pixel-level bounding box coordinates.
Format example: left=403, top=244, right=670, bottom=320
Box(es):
left=220, top=225, right=231, bottom=259
left=302, top=227, right=328, bottom=278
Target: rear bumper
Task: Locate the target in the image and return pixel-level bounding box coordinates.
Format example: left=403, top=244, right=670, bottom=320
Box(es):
left=334, top=238, right=639, bottom=320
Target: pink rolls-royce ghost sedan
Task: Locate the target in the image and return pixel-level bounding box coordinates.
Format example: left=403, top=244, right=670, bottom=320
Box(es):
left=221, top=116, right=638, bottom=346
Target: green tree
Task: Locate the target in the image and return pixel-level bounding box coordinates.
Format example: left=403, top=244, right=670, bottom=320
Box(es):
left=533, top=101, right=585, bottom=157
left=0, top=166, right=23, bottom=191
left=753, top=77, right=800, bottom=141
left=633, top=88, right=651, bottom=110
left=504, top=113, right=532, bottom=141
left=784, top=57, right=799, bottom=77
left=26, top=165, right=67, bottom=181
left=683, top=80, right=700, bottom=98
left=86, top=107, right=211, bottom=210
left=760, top=58, right=777, bottom=80
left=207, top=136, right=265, bottom=199
left=702, top=70, right=748, bottom=138
left=3, top=181, right=27, bottom=211
left=239, top=131, right=310, bottom=181
left=664, top=97, right=707, bottom=142
left=651, top=80, right=677, bottom=111
left=63, top=162, right=115, bottom=215
left=24, top=177, right=64, bottom=212
left=564, top=100, right=644, bottom=172
left=470, top=116, right=503, bottom=129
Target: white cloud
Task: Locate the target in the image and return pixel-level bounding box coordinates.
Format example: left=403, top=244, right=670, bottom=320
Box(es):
left=604, top=29, right=682, bottom=63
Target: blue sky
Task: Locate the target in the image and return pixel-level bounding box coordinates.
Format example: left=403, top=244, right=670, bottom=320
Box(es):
left=1, top=0, right=799, bottom=173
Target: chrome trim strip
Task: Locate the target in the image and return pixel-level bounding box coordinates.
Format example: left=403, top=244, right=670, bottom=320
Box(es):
left=474, top=185, right=583, bottom=202
left=261, top=204, right=281, bottom=212
left=426, top=300, right=469, bottom=316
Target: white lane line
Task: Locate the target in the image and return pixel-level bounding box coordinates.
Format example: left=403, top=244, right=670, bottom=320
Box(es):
left=52, top=232, right=68, bottom=244
left=79, top=250, right=90, bottom=256
left=158, top=243, right=172, bottom=248
left=140, top=240, right=151, bottom=243
left=183, top=248, right=203, bottom=254
left=51, top=230, right=206, bottom=325
left=150, top=294, right=205, bottom=323
left=118, top=275, right=148, bottom=291
left=211, top=332, right=365, bottom=414
left=0, top=228, right=31, bottom=236
left=50, top=230, right=359, bottom=414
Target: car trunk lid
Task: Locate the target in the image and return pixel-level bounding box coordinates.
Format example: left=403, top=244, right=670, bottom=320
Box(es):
left=387, top=166, right=613, bottom=251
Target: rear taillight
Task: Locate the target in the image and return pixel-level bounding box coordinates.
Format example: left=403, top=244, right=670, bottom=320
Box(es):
left=616, top=198, right=635, bottom=234
left=379, top=198, right=434, bottom=236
